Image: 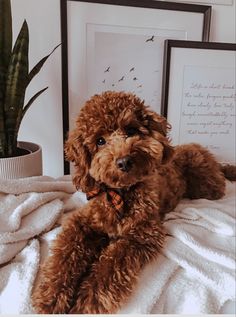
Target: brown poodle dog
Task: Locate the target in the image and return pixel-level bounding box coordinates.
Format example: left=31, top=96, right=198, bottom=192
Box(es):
left=32, top=91, right=233, bottom=314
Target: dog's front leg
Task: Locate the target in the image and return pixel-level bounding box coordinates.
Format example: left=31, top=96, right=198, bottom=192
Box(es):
left=31, top=212, right=108, bottom=314
left=69, top=219, right=164, bottom=314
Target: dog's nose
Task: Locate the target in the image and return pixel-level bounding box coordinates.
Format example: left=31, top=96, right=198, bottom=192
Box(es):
left=116, top=156, right=133, bottom=172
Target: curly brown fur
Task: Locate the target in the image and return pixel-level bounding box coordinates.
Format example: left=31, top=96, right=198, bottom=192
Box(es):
left=32, top=91, right=233, bottom=314
left=220, top=164, right=236, bottom=182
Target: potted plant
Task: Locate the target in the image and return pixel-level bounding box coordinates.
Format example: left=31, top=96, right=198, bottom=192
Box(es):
left=0, top=0, right=59, bottom=179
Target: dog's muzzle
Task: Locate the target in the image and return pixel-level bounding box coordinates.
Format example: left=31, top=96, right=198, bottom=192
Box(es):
left=116, top=156, right=133, bottom=172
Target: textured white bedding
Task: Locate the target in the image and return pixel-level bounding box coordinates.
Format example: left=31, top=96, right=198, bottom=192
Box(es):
left=120, top=181, right=236, bottom=314
left=0, top=176, right=235, bottom=314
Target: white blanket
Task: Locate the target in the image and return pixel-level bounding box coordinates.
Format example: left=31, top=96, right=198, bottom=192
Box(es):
left=120, top=181, right=236, bottom=314
left=0, top=176, right=235, bottom=314
left=0, top=176, right=80, bottom=314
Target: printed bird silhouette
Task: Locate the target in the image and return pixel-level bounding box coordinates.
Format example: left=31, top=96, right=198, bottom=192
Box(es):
left=133, top=77, right=138, bottom=81
left=129, top=67, right=135, bottom=72
left=146, top=35, right=154, bottom=42
left=137, top=84, right=142, bottom=88
left=104, top=66, right=110, bottom=73
left=118, top=76, right=125, bottom=82
left=102, top=79, right=105, bottom=83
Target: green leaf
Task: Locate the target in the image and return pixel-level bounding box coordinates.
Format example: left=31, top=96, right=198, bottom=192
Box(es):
left=27, top=43, right=61, bottom=85
left=0, top=98, right=6, bottom=156
left=0, top=0, right=13, bottom=156
left=0, top=131, right=7, bottom=157
left=22, top=86, right=48, bottom=119
left=5, top=20, right=29, bottom=111
left=4, top=19, right=29, bottom=155
left=0, top=0, right=12, bottom=71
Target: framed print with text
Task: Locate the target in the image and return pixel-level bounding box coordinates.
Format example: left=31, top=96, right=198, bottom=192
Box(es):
left=60, top=0, right=211, bottom=173
left=161, top=40, right=236, bottom=164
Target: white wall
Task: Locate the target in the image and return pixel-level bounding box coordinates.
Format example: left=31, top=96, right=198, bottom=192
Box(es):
left=209, top=2, right=235, bottom=42
left=11, top=0, right=235, bottom=178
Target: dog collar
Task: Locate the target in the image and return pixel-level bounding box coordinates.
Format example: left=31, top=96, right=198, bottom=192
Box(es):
left=86, top=185, right=124, bottom=213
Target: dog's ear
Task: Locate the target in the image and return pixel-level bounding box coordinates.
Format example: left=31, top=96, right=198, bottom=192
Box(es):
left=145, top=110, right=174, bottom=163
left=160, top=135, right=174, bottom=164
left=145, top=110, right=171, bottom=137
left=65, top=130, right=95, bottom=192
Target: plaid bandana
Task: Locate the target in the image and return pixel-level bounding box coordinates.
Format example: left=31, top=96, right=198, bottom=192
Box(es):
left=86, top=186, right=124, bottom=213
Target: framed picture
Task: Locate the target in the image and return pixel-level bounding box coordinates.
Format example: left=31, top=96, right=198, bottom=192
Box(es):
left=163, top=0, right=233, bottom=6
left=161, top=40, right=236, bottom=164
left=60, top=0, right=211, bottom=173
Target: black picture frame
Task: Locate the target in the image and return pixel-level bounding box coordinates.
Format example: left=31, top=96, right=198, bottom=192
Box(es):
left=60, top=0, right=212, bottom=174
left=161, top=39, right=236, bottom=164
left=166, top=0, right=233, bottom=5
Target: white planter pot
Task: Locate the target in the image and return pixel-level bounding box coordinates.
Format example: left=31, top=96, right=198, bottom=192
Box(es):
left=0, top=141, right=43, bottom=179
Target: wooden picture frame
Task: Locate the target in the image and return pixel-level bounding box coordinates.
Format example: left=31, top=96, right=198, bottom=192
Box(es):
left=161, top=39, right=236, bottom=164
left=60, top=0, right=212, bottom=173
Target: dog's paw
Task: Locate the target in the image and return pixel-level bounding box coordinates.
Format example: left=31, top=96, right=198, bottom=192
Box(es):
left=69, top=291, right=109, bottom=314
left=69, top=277, right=113, bottom=314
left=31, top=283, right=72, bottom=314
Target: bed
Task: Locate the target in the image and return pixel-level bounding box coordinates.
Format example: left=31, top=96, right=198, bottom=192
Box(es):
left=0, top=176, right=235, bottom=314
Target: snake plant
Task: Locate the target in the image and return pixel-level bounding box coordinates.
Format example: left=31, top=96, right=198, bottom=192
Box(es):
left=0, top=0, right=59, bottom=158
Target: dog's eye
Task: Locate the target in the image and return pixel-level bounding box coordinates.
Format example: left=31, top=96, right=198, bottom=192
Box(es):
left=125, top=126, right=139, bottom=137
left=96, top=137, right=106, bottom=146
